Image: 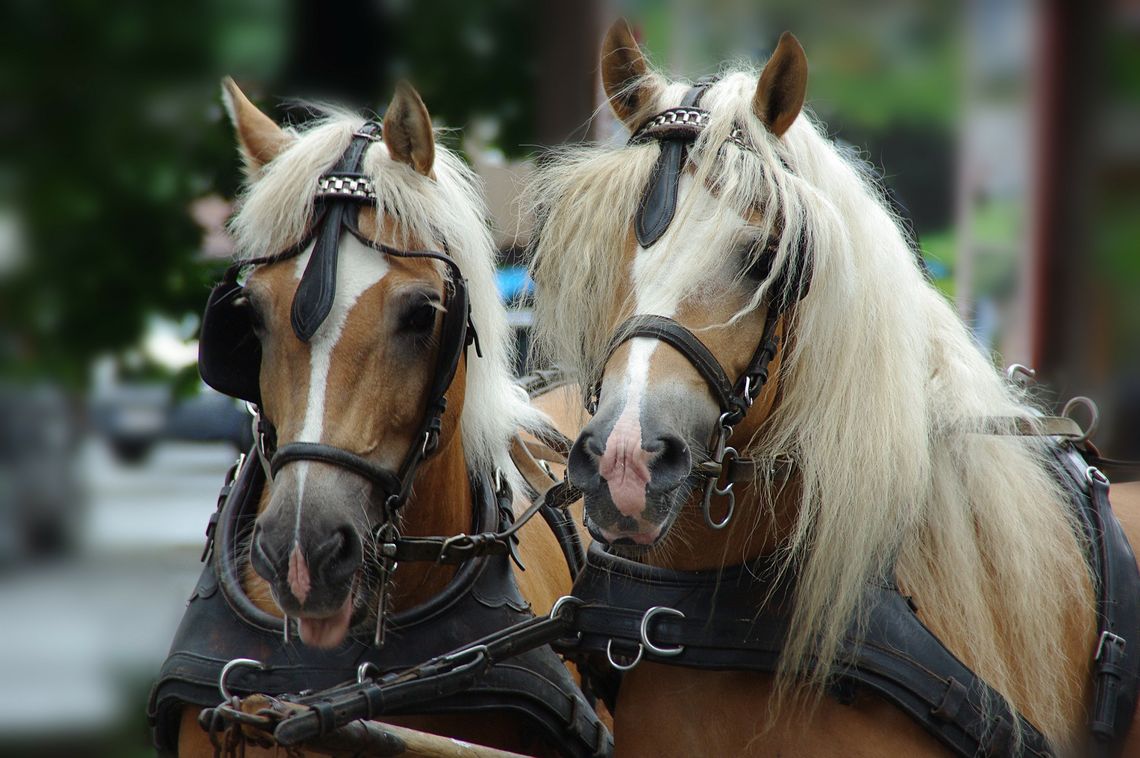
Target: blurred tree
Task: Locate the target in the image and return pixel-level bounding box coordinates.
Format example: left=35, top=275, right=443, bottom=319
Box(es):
left=0, top=0, right=241, bottom=388
left=0, top=0, right=548, bottom=390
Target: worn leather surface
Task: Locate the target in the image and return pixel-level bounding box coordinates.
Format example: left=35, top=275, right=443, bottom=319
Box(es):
left=563, top=440, right=1140, bottom=758
left=633, top=82, right=710, bottom=248
left=148, top=450, right=610, bottom=757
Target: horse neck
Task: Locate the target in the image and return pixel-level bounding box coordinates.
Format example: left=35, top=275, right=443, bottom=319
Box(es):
left=645, top=479, right=800, bottom=572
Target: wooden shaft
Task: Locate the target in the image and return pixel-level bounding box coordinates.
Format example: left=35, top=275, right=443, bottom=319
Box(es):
left=303, top=718, right=532, bottom=758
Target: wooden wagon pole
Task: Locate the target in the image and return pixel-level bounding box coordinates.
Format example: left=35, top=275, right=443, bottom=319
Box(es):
left=299, top=719, right=531, bottom=758
left=216, top=694, right=531, bottom=758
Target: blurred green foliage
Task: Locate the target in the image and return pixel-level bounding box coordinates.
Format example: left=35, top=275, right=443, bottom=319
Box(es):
left=0, top=1, right=241, bottom=388
left=0, top=0, right=539, bottom=390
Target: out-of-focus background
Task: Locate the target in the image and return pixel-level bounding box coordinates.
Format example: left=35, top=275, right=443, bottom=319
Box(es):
left=0, top=0, right=1136, bottom=755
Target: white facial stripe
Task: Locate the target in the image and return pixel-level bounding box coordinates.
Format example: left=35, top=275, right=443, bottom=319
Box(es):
left=612, top=175, right=744, bottom=430
left=290, top=235, right=391, bottom=544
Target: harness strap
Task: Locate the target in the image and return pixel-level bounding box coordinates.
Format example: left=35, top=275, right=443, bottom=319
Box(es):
left=634, top=79, right=716, bottom=247
left=1051, top=445, right=1140, bottom=755
left=563, top=543, right=1054, bottom=757
left=291, top=122, right=381, bottom=341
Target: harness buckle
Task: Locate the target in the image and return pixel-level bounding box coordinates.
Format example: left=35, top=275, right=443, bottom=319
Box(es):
left=640, top=606, right=686, bottom=657
left=218, top=658, right=264, bottom=702
left=605, top=638, right=643, bottom=671
left=1095, top=630, right=1126, bottom=662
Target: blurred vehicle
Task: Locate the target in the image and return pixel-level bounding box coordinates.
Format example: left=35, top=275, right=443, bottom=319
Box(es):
left=89, top=379, right=253, bottom=465
left=0, top=384, right=85, bottom=560
left=166, top=388, right=254, bottom=452
left=497, top=264, right=537, bottom=376
left=89, top=381, right=171, bottom=464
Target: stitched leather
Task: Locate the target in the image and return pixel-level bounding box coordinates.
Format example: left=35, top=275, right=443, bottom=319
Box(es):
left=291, top=122, right=380, bottom=341
left=633, top=83, right=711, bottom=248
left=149, top=448, right=611, bottom=757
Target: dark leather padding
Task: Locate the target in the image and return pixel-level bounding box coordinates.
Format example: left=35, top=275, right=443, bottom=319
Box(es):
left=198, top=276, right=262, bottom=404
left=633, top=82, right=710, bottom=248
left=148, top=448, right=611, bottom=757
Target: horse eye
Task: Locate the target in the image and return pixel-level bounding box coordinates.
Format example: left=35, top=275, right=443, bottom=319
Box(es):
left=741, top=239, right=777, bottom=282
left=401, top=297, right=439, bottom=333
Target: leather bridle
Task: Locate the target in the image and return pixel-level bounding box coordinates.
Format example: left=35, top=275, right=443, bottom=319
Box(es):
left=582, top=78, right=809, bottom=529
left=199, top=121, right=477, bottom=515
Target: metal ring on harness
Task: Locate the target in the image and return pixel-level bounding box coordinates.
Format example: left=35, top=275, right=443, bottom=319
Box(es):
left=218, top=658, right=263, bottom=702
left=550, top=594, right=582, bottom=620
left=640, top=606, right=686, bottom=657
left=701, top=445, right=737, bottom=530
left=1062, top=396, right=1099, bottom=445
left=1005, top=363, right=1037, bottom=385
left=605, top=638, right=643, bottom=671
left=357, top=661, right=383, bottom=684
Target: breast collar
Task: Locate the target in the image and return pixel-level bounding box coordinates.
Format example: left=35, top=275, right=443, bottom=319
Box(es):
left=561, top=441, right=1140, bottom=758
left=149, top=447, right=612, bottom=757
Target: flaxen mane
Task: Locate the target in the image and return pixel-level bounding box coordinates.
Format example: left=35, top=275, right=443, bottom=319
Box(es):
left=528, top=68, right=1092, bottom=746
left=228, top=111, right=543, bottom=488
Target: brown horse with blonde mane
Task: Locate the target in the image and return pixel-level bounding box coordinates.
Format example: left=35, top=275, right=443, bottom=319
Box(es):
left=527, top=20, right=1140, bottom=757
left=170, top=79, right=594, bottom=757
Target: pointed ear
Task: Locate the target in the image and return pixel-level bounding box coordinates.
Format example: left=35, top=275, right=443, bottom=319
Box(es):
left=382, top=82, right=435, bottom=176
left=220, top=77, right=293, bottom=174
left=600, top=18, right=665, bottom=128
left=753, top=32, right=808, bottom=138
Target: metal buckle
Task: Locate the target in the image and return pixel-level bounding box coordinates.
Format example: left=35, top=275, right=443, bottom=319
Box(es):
left=218, top=658, right=263, bottom=702
left=701, top=418, right=738, bottom=530
left=437, top=533, right=471, bottom=563
left=1086, top=466, right=1110, bottom=487
left=1005, top=363, right=1037, bottom=386
left=640, top=606, right=686, bottom=657
left=605, top=638, right=643, bottom=671
left=356, top=661, right=382, bottom=684
left=550, top=595, right=582, bottom=620
left=1095, top=630, right=1126, bottom=661
left=1062, top=396, right=1099, bottom=445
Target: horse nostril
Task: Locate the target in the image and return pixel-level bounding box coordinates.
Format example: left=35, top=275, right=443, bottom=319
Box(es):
left=568, top=432, right=605, bottom=491
left=311, top=525, right=361, bottom=582
left=251, top=525, right=282, bottom=581
left=647, top=433, right=690, bottom=491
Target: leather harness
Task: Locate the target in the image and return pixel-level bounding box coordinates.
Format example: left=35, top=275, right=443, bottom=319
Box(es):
left=566, top=78, right=1140, bottom=755
left=148, top=442, right=611, bottom=757
left=155, top=123, right=612, bottom=756
left=559, top=440, right=1140, bottom=757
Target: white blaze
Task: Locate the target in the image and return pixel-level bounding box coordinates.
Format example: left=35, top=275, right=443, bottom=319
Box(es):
left=289, top=236, right=391, bottom=543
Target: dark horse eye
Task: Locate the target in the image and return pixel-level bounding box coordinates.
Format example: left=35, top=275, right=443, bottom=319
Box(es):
left=742, top=238, right=778, bottom=282
left=401, top=298, right=439, bottom=333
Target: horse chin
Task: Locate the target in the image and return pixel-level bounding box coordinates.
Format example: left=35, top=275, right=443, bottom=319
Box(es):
left=297, top=590, right=354, bottom=649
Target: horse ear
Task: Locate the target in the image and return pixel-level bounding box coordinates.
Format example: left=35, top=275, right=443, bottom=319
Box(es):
left=600, top=18, right=664, bottom=128
left=383, top=82, right=435, bottom=177
left=221, top=77, right=293, bottom=175
left=753, top=32, right=808, bottom=138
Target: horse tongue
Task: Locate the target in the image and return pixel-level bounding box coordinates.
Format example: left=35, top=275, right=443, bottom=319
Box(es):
left=297, top=594, right=353, bottom=649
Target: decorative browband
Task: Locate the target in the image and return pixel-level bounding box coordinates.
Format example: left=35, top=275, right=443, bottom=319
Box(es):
left=316, top=173, right=377, bottom=201
left=629, top=107, right=751, bottom=151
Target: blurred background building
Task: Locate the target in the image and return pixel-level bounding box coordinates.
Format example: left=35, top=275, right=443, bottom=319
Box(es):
left=0, top=0, right=1136, bottom=754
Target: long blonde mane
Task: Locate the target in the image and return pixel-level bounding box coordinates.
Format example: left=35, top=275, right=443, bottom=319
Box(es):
left=229, top=111, right=542, bottom=486
left=529, top=70, right=1092, bottom=745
